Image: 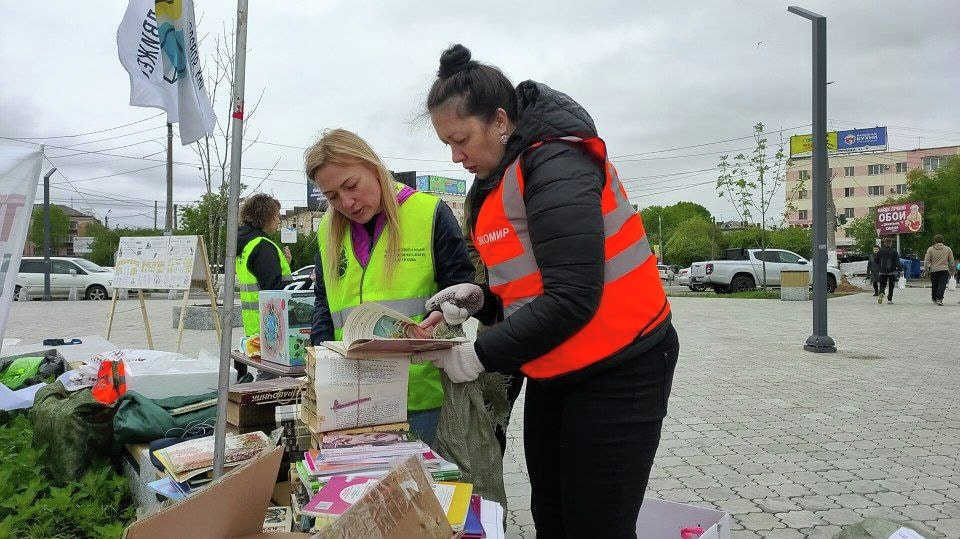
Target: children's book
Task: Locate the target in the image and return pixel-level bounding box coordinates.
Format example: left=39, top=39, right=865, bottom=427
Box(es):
left=300, top=476, right=380, bottom=518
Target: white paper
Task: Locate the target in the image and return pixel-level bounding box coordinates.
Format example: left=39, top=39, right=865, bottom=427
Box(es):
left=432, top=483, right=455, bottom=514
left=280, top=227, right=297, bottom=244
left=310, top=347, right=409, bottom=432
left=480, top=499, right=505, bottom=539
left=889, top=528, right=925, bottom=539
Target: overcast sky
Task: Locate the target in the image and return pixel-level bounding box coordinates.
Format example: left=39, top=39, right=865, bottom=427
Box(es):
left=2, top=1, right=958, bottom=230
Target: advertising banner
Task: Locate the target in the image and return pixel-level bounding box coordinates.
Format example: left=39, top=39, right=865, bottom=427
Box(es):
left=789, top=132, right=837, bottom=158
left=414, top=175, right=467, bottom=196
left=836, top=127, right=887, bottom=153
left=875, top=201, right=923, bottom=236
left=307, top=181, right=325, bottom=211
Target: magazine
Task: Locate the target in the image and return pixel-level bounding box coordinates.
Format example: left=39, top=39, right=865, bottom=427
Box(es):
left=322, top=302, right=466, bottom=357
left=153, top=431, right=271, bottom=482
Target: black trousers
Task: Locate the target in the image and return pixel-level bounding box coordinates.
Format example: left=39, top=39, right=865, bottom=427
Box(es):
left=524, top=325, right=679, bottom=539
left=879, top=274, right=897, bottom=300
left=930, top=270, right=949, bottom=301
left=872, top=280, right=880, bottom=294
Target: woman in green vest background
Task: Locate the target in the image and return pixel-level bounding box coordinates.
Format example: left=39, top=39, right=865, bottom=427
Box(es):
left=305, top=128, right=474, bottom=445
left=236, top=193, right=293, bottom=378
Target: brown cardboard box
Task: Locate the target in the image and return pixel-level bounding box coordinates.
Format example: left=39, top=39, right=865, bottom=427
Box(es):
left=123, top=447, right=309, bottom=539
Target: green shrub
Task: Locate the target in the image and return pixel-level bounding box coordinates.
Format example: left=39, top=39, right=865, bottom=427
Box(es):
left=0, top=413, right=134, bottom=538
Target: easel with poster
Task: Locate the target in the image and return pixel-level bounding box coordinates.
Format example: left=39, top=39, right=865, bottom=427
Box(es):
left=105, top=235, right=222, bottom=351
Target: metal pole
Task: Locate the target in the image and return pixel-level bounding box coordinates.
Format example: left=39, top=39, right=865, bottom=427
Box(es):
left=154, top=200, right=158, bottom=230
left=165, top=123, right=174, bottom=235
left=42, top=168, right=57, bottom=301
left=790, top=6, right=836, bottom=353
left=213, top=0, right=249, bottom=477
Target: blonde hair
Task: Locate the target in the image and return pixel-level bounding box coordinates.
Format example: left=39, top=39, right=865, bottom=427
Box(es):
left=304, top=129, right=402, bottom=287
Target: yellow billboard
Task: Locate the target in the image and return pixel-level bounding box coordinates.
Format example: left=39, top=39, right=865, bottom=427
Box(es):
left=789, top=132, right=837, bottom=158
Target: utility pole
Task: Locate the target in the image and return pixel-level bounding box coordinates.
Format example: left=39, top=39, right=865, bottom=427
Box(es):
left=173, top=203, right=178, bottom=231
left=42, top=167, right=57, bottom=301
left=105, top=209, right=111, bottom=229
left=658, top=213, right=664, bottom=264
left=790, top=5, right=836, bottom=354
left=154, top=200, right=158, bottom=230
left=165, top=122, right=174, bottom=235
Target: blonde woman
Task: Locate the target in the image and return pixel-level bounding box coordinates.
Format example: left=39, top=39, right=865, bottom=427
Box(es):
left=305, top=129, right=473, bottom=444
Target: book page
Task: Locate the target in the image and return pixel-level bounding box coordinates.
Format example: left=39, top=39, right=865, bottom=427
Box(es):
left=341, top=302, right=418, bottom=345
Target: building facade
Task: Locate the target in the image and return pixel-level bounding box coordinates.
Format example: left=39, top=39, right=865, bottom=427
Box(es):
left=785, top=145, right=959, bottom=249
left=23, top=204, right=100, bottom=256
left=279, top=207, right=325, bottom=237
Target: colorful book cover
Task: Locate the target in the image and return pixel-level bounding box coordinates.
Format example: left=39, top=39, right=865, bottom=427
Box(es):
left=463, top=494, right=485, bottom=538
left=433, top=482, right=473, bottom=531
left=300, top=476, right=380, bottom=518
left=320, top=430, right=418, bottom=451
left=154, top=431, right=270, bottom=475
left=262, top=506, right=292, bottom=532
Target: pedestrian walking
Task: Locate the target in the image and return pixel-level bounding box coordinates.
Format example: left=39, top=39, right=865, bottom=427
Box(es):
left=876, top=237, right=902, bottom=304
left=922, top=234, right=955, bottom=306
left=867, top=245, right=881, bottom=296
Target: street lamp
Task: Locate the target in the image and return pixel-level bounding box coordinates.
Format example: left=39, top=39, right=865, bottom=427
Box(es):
left=789, top=5, right=837, bottom=353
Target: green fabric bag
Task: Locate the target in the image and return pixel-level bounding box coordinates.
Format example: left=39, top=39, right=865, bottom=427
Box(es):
left=31, top=382, right=115, bottom=484
left=111, top=390, right=218, bottom=453
left=0, top=356, right=44, bottom=389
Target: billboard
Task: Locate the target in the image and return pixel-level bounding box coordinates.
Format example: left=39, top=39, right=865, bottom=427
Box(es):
left=789, top=132, right=837, bottom=158
left=875, top=201, right=923, bottom=236
left=415, top=175, right=467, bottom=196
left=306, top=181, right=325, bottom=211
left=836, top=127, right=887, bottom=153
left=789, top=127, right=888, bottom=157
left=72, top=236, right=94, bottom=254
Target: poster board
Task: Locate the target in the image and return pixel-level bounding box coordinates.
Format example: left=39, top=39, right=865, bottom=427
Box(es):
left=114, top=235, right=206, bottom=290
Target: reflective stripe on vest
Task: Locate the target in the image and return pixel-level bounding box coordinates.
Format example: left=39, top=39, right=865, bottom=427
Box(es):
left=473, top=136, right=671, bottom=379
left=318, top=187, right=444, bottom=411
left=236, top=235, right=292, bottom=336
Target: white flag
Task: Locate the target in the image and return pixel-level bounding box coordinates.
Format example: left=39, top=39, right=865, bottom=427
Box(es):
left=117, top=0, right=216, bottom=145
left=0, top=142, right=43, bottom=350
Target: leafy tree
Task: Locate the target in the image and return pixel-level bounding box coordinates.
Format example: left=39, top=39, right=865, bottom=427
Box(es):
left=903, top=157, right=960, bottom=254
left=287, top=231, right=319, bottom=271
left=664, top=218, right=727, bottom=268
left=769, top=227, right=812, bottom=259
left=639, top=201, right=713, bottom=262
left=28, top=205, right=71, bottom=252
left=717, top=123, right=788, bottom=287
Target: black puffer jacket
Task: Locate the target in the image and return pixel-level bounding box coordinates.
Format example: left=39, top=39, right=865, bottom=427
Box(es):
left=470, top=81, right=672, bottom=383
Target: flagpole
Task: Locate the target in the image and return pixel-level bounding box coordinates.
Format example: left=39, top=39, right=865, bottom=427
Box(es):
left=213, top=0, right=249, bottom=478
left=165, top=122, right=173, bottom=235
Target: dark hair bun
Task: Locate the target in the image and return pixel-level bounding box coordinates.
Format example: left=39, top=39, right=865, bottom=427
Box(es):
left=438, top=44, right=476, bottom=78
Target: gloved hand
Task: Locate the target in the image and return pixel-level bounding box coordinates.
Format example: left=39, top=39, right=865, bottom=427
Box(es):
left=425, top=283, right=484, bottom=326
left=411, top=343, right=485, bottom=383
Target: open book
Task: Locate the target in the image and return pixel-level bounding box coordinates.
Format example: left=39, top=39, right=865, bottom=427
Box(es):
left=322, top=302, right=466, bottom=357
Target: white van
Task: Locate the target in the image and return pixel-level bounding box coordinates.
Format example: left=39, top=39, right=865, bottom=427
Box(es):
left=15, top=257, right=115, bottom=300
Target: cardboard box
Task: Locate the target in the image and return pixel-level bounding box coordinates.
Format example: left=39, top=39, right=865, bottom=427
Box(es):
left=259, top=290, right=314, bottom=366
left=308, top=346, right=409, bottom=432
left=227, top=400, right=278, bottom=428
left=124, top=446, right=310, bottom=539
left=635, top=498, right=732, bottom=538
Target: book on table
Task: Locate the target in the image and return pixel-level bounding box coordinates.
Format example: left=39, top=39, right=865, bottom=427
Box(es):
left=152, top=431, right=271, bottom=483
left=228, top=376, right=304, bottom=405
left=320, top=301, right=466, bottom=357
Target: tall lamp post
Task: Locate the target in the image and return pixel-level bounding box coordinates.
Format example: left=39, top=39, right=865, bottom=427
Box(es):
left=789, top=6, right=837, bottom=353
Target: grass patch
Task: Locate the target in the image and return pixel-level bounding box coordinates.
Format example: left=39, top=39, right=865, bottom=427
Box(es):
left=0, top=411, right=134, bottom=538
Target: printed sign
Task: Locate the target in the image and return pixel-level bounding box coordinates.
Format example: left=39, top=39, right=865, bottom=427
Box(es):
left=113, top=235, right=205, bottom=290
left=789, top=132, right=838, bottom=158
left=836, top=127, right=887, bottom=153
left=72, top=236, right=95, bottom=254
left=875, top=201, right=923, bottom=236
left=415, top=175, right=467, bottom=196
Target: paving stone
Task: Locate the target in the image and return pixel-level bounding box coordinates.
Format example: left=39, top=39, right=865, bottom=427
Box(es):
left=794, top=495, right=841, bottom=511
left=715, top=498, right=762, bottom=515
left=897, top=504, right=946, bottom=521
left=733, top=485, right=778, bottom=499
left=771, top=483, right=812, bottom=497
left=815, top=508, right=863, bottom=526
left=775, top=509, right=826, bottom=529
left=867, top=491, right=918, bottom=506
left=696, top=487, right=738, bottom=502
left=680, top=474, right=721, bottom=489
left=809, top=482, right=852, bottom=496
left=829, top=493, right=878, bottom=509
left=737, top=512, right=786, bottom=531
left=930, top=518, right=960, bottom=537
left=905, top=489, right=953, bottom=505
left=755, top=497, right=802, bottom=513
left=761, top=528, right=806, bottom=538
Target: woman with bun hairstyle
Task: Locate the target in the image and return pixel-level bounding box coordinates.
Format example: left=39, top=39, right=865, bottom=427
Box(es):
left=414, top=45, right=679, bottom=537
left=305, top=128, right=474, bottom=445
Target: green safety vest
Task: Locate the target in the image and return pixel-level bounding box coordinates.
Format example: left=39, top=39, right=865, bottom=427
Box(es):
left=319, top=189, right=443, bottom=411
left=237, top=235, right=292, bottom=336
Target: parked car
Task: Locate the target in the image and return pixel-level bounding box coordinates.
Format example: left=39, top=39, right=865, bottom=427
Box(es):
left=677, top=267, right=706, bottom=291
left=292, top=265, right=315, bottom=278
left=689, top=248, right=840, bottom=294
left=15, top=257, right=115, bottom=300
left=657, top=264, right=675, bottom=282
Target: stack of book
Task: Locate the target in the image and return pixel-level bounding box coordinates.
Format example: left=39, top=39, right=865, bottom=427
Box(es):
left=148, top=431, right=272, bottom=499
left=226, top=377, right=303, bottom=435
left=295, top=430, right=470, bottom=532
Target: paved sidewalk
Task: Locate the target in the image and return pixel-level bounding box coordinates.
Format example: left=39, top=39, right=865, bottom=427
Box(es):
left=4, top=287, right=959, bottom=537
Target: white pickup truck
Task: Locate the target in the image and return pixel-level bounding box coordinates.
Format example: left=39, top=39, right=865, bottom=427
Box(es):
left=689, top=248, right=841, bottom=294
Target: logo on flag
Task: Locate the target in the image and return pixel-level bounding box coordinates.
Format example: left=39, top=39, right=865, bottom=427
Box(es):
left=117, top=0, right=216, bottom=145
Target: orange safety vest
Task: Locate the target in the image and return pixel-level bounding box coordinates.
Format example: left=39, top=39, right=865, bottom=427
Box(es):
left=473, top=136, right=670, bottom=380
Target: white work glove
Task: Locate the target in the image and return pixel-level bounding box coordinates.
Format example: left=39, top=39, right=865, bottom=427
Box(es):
left=412, top=344, right=485, bottom=383
left=425, top=283, right=484, bottom=326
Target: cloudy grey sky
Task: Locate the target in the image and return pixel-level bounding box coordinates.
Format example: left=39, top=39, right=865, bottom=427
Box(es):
left=2, top=1, right=958, bottom=230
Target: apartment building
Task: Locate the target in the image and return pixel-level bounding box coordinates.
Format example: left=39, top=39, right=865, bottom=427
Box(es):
left=785, top=145, right=959, bottom=249
left=23, top=204, right=100, bottom=256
